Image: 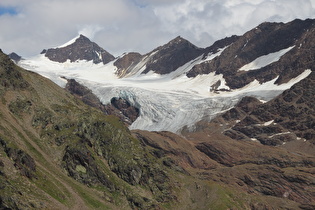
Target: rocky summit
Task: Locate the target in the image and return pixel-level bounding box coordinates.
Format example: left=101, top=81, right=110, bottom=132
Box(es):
left=42, top=34, right=115, bottom=64
left=1, top=18, right=315, bottom=209
left=114, top=36, right=205, bottom=77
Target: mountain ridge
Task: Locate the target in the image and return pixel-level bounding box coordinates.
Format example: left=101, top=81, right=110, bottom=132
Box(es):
left=187, top=18, right=315, bottom=89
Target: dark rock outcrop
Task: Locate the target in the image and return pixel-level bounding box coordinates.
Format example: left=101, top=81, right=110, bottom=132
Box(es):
left=65, top=78, right=104, bottom=109
left=64, top=78, right=139, bottom=125
left=8, top=52, right=22, bottom=63
left=43, top=34, right=115, bottom=64
left=110, top=97, right=140, bottom=123
left=62, top=144, right=115, bottom=190
left=0, top=138, right=36, bottom=179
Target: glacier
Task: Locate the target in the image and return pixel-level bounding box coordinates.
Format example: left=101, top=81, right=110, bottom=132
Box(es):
left=19, top=50, right=311, bottom=133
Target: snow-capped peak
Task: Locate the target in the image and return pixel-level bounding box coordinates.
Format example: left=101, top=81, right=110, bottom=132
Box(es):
left=41, top=34, right=115, bottom=64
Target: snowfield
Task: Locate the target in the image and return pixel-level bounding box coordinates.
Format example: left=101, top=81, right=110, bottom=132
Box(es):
left=19, top=50, right=311, bottom=133
left=239, top=46, right=295, bottom=71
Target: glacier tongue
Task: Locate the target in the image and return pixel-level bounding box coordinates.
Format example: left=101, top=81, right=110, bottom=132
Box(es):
left=19, top=54, right=312, bottom=133
left=76, top=83, right=238, bottom=132
left=86, top=81, right=298, bottom=133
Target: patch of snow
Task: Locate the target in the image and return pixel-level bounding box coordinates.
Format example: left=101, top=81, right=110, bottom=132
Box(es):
left=239, top=46, right=295, bottom=71
left=96, top=51, right=102, bottom=60
left=255, top=120, right=274, bottom=126
left=226, top=69, right=311, bottom=102
left=57, top=35, right=80, bottom=48
left=251, top=138, right=259, bottom=142
left=203, top=46, right=227, bottom=62
left=268, top=132, right=291, bottom=138
left=299, top=43, right=303, bottom=49
left=242, top=40, right=249, bottom=49
left=123, top=50, right=158, bottom=77
left=263, top=120, right=274, bottom=126
left=259, top=99, right=267, bottom=103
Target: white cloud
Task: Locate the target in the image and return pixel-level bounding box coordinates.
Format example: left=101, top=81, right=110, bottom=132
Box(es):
left=78, top=25, right=104, bottom=39
left=0, top=0, right=314, bottom=57
left=153, top=0, right=315, bottom=47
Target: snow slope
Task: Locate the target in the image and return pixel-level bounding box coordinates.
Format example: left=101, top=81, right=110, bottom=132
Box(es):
left=56, top=35, right=80, bottom=48
left=19, top=49, right=311, bottom=133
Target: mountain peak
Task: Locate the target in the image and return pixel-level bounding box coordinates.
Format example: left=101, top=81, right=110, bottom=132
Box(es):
left=166, top=36, right=194, bottom=48
left=42, top=34, right=115, bottom=64
left=77, top=34, right=91, bottom=42
left=139, top=36, right=203, bottom=74
left=8, top=52, right=22, bottom=63
left=171, top=35, right=185, bottom=42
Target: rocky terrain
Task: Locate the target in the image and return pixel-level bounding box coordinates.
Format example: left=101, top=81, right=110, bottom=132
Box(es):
left=221, top=71, right=315, bottom=147
left=187, top=18, right=315, bottom=89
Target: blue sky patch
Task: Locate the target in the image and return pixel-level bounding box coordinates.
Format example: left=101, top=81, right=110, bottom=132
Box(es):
left=0, top=7, right=18, bottom=16
left=131, top=0, right=147, bottom=8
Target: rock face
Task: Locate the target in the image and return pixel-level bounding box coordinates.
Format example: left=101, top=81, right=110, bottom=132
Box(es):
left=187, top=18, right=315, bottom=89
left=114, top=52, right=142, bottom=77
left=203, top=35, right=240, bottom=58
left=43, top=34, right=115, bottom=64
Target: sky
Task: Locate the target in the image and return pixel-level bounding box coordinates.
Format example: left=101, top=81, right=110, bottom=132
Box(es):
left=0, top=0, right=315, bottom=57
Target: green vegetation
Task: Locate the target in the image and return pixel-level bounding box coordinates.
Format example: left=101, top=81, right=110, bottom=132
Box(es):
left=32, top=168, right=70, bottom=205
